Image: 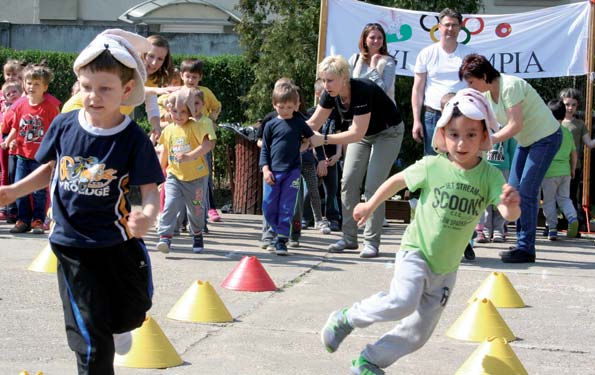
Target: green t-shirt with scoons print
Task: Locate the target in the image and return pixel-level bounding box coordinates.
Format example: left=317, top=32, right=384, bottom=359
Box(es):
left=402, top=155, right=504, bottom=274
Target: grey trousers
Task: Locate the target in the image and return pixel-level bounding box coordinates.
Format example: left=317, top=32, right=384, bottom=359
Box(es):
left=347, top=250, right=457, bottom=368
left=158, top=174, right=208, bottom=237
left=341, top=124, right=404, bottom=247
left=541, top=175, right=577, bottom=228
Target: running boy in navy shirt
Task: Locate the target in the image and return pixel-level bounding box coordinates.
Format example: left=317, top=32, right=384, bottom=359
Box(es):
left=260, top=82, right=314, bottom=255
left=0, top=29, right=164, bottom=374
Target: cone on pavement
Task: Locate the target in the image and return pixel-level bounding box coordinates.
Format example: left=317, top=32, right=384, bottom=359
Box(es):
left=468, top=272, right=525, bottom=308
left=114, top=315, right=183, bottom=368
left=455, top=336, right=528, bottom=375
left=27, top=244, right=57, bottom=273
left=221, top=256, right=277, bottom=292
left=447, top=298, right=515, bottom=342
left=167, top=280, right=233, bottom=323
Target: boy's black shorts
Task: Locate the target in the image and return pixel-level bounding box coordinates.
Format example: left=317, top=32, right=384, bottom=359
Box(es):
left=51, top=238, right=153, bottom=374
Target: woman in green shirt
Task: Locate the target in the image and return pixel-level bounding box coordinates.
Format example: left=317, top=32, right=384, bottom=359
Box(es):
left=459, top=53, right=562, bottom=263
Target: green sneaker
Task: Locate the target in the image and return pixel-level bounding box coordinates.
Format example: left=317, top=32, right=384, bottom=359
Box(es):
left=351, top=355, right=385, bottom=375
left=321, top=308, right=353, bottom=353
left=567, top=218, right=579, bottom=238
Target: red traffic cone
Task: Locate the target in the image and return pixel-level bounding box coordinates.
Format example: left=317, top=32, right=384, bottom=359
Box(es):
left=221, top=256, right=277, bottom=292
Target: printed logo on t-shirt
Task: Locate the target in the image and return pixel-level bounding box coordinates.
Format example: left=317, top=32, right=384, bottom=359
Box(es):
left=58, top=156, right=117, bottom=196
left=19, top=114, right=45, bottom=143
left=170, top=137, right=192, bottom=164
left=432, top=182, right=485, bottom=229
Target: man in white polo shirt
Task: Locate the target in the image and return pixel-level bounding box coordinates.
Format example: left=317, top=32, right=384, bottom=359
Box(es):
left=411, top=8, right=474, bottom=155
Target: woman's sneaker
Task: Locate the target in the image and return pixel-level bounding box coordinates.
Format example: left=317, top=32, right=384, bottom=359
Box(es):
left=328, top=239, right=358, bottom=253
left=321, top=308, right=353, bottom=353
left=351, top=355, right=385, bottom=375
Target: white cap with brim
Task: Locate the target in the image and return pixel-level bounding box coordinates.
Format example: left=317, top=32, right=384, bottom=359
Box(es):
left=73, top=29, right=151, bottom=107
left=431, top=88, right=500, bottom=154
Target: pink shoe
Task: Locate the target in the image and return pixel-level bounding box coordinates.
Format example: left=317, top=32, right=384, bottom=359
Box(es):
left=208, top=209, right=222, bottom=222
left=0, top=211, right=7, bottom=221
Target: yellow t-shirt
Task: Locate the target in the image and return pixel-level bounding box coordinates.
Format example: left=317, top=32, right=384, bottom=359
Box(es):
left=61, top=91, right=134, bottom=115
left=159, top=116, right=217, bottom=181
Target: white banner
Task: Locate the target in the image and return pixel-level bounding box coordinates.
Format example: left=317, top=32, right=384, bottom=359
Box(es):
left=325, top=0, right=591, bottom=78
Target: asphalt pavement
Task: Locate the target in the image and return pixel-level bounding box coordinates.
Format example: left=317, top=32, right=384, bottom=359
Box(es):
left=1, top=214, right=594, bottom=374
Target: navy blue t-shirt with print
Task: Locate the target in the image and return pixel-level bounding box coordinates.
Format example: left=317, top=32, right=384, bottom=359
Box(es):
left=259, top=116, right=314, bottom=172
left=36, top=110, right=165, bottom=248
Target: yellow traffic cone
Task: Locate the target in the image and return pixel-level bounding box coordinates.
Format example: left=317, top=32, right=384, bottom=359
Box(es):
left=167, top=280, right=233, bottom=323
left=27, top=244, right=57, bottom=273
left=447, top=298, right=515, bottom=342
left=468, top=272, right=525, bottom=308
left=114, top=315, right=183, bottom=368
left=455, top=336, right=528, bottom=375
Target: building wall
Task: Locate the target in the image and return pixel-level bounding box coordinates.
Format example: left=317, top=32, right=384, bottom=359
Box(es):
left=0, top=23, right=242, bottom=55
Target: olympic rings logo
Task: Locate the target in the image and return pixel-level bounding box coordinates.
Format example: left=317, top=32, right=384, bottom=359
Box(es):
left=419, top=15, right=513, bottom=44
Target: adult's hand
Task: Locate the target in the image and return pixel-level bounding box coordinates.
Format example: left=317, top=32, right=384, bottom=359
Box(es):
left=412, top=120, right=424, bottom=143
left=310, top=132, right=324, bottom=148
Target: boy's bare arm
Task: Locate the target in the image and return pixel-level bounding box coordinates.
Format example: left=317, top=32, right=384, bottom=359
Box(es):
left=497, top=183, right=521, bottom=222
left=128, top=183, right=160, bottom=238
left=178, top=136, right=214, bottom=162
left=571, top=150, right=578, bottom=178
left=0, top=161, right=54, bottom=205
left=353, top=172, right=407, bottom=227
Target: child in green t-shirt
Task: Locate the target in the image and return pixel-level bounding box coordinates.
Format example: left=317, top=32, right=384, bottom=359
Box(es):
left=320, top=89, right=520, bottom=375
left=542, top=99, right=579, bottom=240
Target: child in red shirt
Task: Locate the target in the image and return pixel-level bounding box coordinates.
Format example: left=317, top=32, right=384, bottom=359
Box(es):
left=1, top=63, right=59, bottom=233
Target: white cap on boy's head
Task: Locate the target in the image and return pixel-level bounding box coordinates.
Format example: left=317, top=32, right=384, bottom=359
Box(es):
left=432, top=88, right=500, bottom=154
left=73, top=29, right=151, bottom=106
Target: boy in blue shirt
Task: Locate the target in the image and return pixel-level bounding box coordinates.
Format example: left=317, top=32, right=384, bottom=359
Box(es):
left=260, top=82, right=314, bottom=255
left=0, top=29, right=164, bottom=374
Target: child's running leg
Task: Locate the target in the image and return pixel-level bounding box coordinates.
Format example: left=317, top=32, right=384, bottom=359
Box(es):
left=275, top=168, right=301, bottom=239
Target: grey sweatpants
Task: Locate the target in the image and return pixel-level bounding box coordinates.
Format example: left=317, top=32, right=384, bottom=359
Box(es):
left=346, top=250, right=457, bottom=368
left=341, top=124, right=404, bottom=248
left=158, top=174, right=208, bottom=236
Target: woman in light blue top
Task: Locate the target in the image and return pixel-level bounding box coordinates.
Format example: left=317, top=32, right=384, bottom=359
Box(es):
left=348, top=23, right=396, bottom=102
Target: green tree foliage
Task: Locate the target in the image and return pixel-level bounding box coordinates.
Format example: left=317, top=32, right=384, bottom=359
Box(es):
left=236, top=0, right=320, bottom=120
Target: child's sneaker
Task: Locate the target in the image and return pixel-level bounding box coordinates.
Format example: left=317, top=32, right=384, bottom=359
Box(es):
left=492, top=231, right=505, bottom=243
left=0, top=211, right=7, bottom=221
left=31, top=219, right=45, bottom=234
left=6, top=214, right=17, bottom=224
left=548, top=230, right=558, bottom=241
left=476, top=230, right=488, bottom=243
left=113, top=331, right=132, bottom=355
left=192, top=234, right=204, bottom=253
left=288, top=239, right=300, bottom=248
left=328, top=239, right=358, bottom=253
left=321, top=308, right=353, bottom=353
left=9, top=220, right=31, bottom=233
left=208, top=209, right=222, bottom=222
left=156, top=237, right=171, bottom=253
left=316, top=219, right=331, bottom=234
left=350, top=355, right=385, bottom=375
left=275, top=239, right=288, bottom=256
left=567, top=218, right=579, bottom=238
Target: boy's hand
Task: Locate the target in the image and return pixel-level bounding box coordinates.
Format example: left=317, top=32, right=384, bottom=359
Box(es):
left=500, top=184, right=520, bottom=207
left=9, top=140, right=16, bottom=151
left=175, top=152, right=191, bottom=162
left=263, top=169, right=275, bottom=185
left=317, top=160, right=328, bottom=177
left=327, top=153, right=341, bottom=167
left=353, top=202, right=372, bottom=227
left=128, top=211, right=153, bottom=238
left=150, top=128, right=162, bottom=143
